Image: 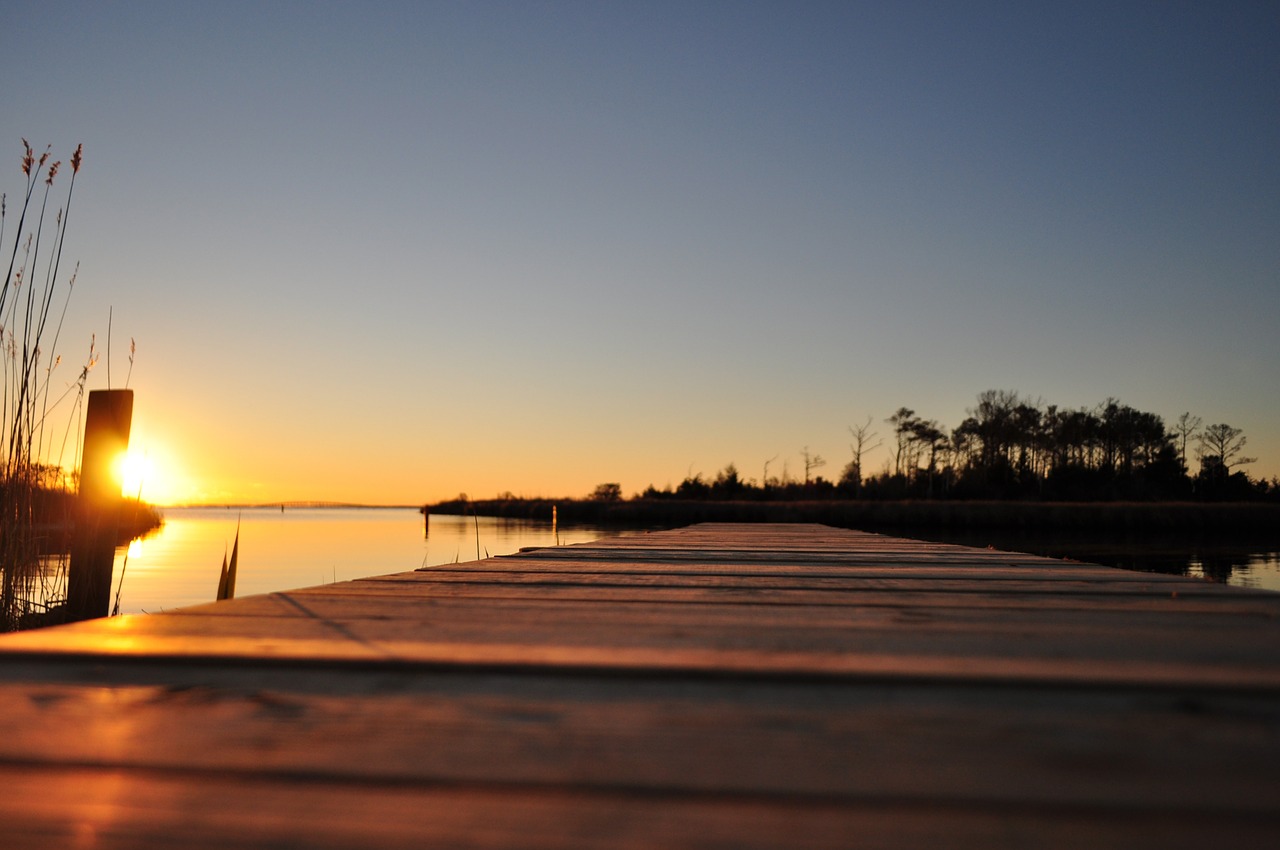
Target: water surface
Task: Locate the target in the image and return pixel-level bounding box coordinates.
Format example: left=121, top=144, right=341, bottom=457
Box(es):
left=109, top=509, right=1280, bottom=615
left=886, top=527, right=1280, bottom=592
left=111, top=507, right=628, bottom=615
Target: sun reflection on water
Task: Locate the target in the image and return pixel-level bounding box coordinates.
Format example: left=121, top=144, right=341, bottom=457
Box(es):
left=107, top=508, right=620, bottom=615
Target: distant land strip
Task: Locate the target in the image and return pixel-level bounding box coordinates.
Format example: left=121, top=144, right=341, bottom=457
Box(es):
left=165, top=501, right=423, bottom=510
left=428, top=498, right=1280, bottom=533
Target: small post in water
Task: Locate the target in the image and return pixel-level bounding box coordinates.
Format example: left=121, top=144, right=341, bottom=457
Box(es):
left=67, top=389, right=133, bottom=622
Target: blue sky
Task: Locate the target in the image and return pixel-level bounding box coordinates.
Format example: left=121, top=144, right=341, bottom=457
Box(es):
left=4, top=1, right=1277, bottom=503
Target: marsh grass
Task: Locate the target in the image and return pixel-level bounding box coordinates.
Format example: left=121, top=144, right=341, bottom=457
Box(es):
left=0, top=140, right=98, bottom=631
left=216, top=518, right=241, bottom=601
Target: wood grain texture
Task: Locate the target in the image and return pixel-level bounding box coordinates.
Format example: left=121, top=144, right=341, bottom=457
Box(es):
left=1, top=523, right=1277, bottom=849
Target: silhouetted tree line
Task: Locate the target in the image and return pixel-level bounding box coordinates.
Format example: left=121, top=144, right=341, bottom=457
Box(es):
left=638, top=390, right=1276, bottom=503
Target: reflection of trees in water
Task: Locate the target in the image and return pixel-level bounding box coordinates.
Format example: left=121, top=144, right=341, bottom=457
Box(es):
left=896, top=528, right=1279, bottom=587
left=1073, top=543, right=1275, bottom=586
left=2, top=545, right=71, bottom=631
left=1095, top=548, right=1192, bottom=579
left=1189, top=551, right=1279, bottom=586
left=1064, top=542, right=1277, bottom=586
left=1193, top=553, right=1246, bottom=584
left=4, top=553, right=71, bottom=630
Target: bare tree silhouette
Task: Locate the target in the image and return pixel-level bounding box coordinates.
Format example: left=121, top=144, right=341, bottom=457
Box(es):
left=842, top=417, right=881, bottom=497
left=800, top=446, right=826, bottom=485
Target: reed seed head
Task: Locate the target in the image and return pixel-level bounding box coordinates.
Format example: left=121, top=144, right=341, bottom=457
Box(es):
left=45, top=161, right=60, bottom=186
left=70, top=144, right=82, bottom=174
left=20, top=139, right=32, bottom=175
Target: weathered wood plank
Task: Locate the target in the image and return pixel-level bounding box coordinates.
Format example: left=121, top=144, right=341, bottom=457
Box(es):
left=432, top=561, right=1180, bottom=578
left=17, top=588, right=1280, bottom=644
left=288, top=579, right=1280, bottom=615
left=424, top=557, right=1260, bottom=592
left=113, top=592, right=1280, bottom=661
left=588, top=549, right=1068, bottom=559
left=1, top=671, right=1276, bottom=810
left=5, top=766, right=1273, bottom=850
left=4, top=632, right=1278, bottom=692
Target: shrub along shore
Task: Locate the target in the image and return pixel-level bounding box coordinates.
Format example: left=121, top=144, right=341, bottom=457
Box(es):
left=8, top=486, right=164, bottom=545
left=427, top=497, right=1280, bottom=534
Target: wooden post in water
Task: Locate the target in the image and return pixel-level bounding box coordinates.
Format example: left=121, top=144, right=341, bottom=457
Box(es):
left=66, top=389, right=133, bottom=622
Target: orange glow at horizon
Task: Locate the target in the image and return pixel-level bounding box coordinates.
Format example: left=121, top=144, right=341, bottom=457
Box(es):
left=119, top=443, right=194, bottom=506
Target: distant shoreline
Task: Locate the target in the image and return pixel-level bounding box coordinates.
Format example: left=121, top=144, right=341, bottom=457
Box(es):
left=159, top=502, right=423, bottom=510
left=427, top=497, right=1280, bottom=534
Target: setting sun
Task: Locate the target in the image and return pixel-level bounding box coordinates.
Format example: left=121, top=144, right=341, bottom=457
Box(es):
left=118, top=443, right=190, bottom=505
left=119, top=450, right=152, bottom=498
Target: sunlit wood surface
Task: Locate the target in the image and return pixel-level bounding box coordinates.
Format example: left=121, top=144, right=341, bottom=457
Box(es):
left=1, top=523, right=1278, bottom=848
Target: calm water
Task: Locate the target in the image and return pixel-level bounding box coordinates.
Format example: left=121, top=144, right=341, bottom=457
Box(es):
left=108, top=509, right=1280, bottom=615
left=110, top=507, right=630, bottom=615
left=881, top=528, right=1280, bottom=593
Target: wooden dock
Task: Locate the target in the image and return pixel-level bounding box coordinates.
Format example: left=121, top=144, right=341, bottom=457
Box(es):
left=0, top=523, right=1277, bottom=848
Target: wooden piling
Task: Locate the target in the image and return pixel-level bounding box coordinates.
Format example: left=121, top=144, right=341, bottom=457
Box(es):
left=66, top=389, right=133, bottom=622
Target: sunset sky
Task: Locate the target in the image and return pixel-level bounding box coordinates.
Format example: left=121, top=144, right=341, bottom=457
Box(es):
left=4, top=1, right=1277, bottom=505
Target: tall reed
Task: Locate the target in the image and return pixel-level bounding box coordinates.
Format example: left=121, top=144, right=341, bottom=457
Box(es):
left=0, top=140, right=95, bottom=630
